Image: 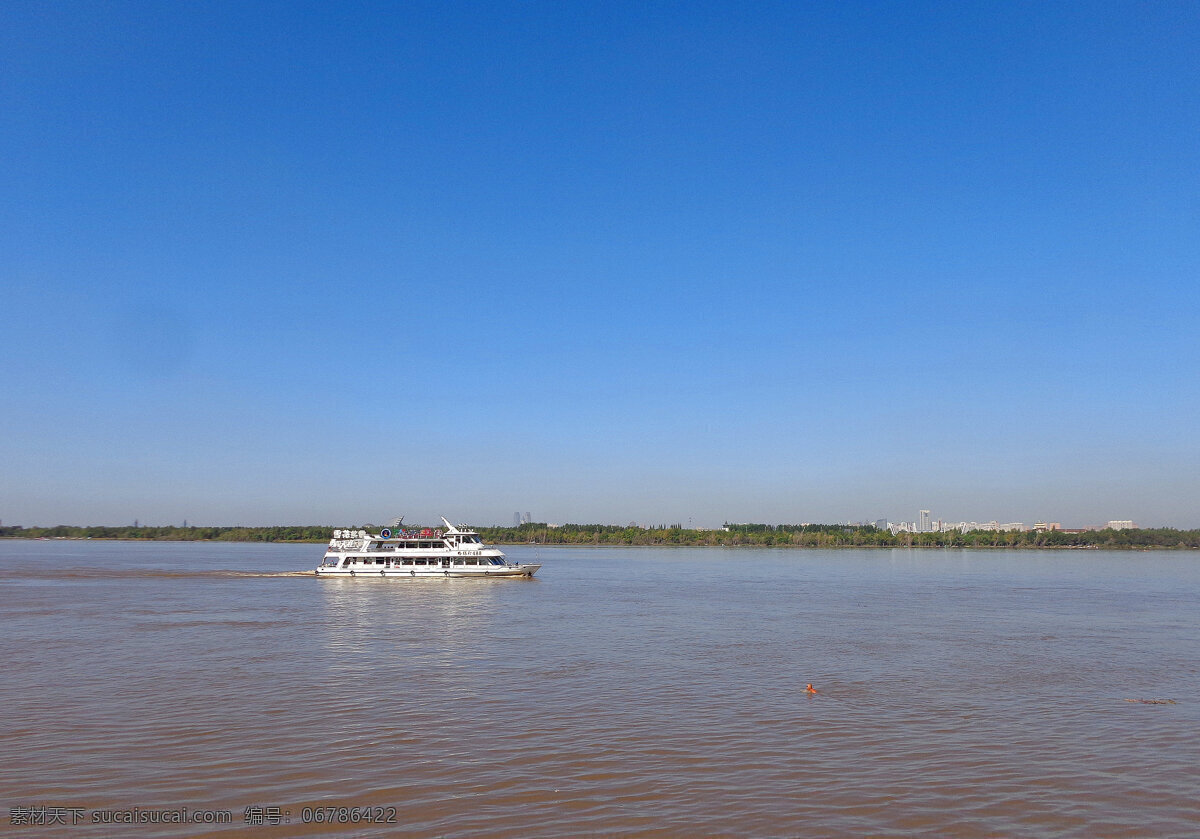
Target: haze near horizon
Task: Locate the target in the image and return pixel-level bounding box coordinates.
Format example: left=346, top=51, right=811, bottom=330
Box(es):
left=2, top=2, right=1197, bottom=529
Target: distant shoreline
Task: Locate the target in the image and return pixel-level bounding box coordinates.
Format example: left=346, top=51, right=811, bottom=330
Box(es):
left=3, top=534, right=1198, bottom=551
left=5, top=522, right=1200, bottom=550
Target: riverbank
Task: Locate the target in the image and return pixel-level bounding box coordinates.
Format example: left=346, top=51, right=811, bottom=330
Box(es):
left=3, top=523, right=1199, bottom=550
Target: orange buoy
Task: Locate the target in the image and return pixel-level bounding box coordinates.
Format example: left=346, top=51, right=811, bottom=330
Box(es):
left=806, top=683, right=817, bottom=694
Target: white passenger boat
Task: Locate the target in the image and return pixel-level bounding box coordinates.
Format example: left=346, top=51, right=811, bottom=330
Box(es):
left=314, top=518, right=540, bottom=578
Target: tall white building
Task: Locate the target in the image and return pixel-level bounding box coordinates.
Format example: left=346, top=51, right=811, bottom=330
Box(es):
left=919, top=510, right=931, bottom=532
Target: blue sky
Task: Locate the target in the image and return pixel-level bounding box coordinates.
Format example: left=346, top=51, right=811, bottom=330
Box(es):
left=2, top=1, right=1198, bottom=527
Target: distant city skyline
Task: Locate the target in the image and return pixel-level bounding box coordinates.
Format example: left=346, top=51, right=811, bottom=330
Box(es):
left=2, top=3, right=1198, bottom=529
left=877, top=510, right=1140, bottom=535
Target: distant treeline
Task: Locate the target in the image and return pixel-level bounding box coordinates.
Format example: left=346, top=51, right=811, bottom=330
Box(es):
left=476, top=522, right=1200, bottom=549
left=3, top=522, right=1200, bottom=549
left=0, top=525, right=333, bottom=542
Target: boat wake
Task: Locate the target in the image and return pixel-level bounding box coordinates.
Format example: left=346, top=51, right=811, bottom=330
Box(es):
left=0, top=568, right=315, bottom=580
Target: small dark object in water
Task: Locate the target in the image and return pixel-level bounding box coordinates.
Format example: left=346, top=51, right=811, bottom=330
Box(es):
left=1124, top=698, right=1176, bottom=705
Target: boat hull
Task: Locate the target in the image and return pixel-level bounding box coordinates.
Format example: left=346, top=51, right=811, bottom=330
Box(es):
left=315, top=564, right=540, bottom=578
